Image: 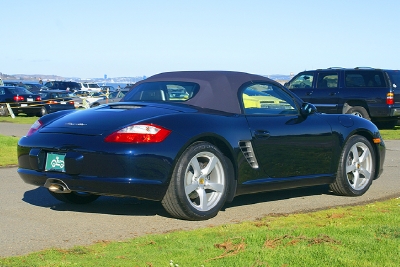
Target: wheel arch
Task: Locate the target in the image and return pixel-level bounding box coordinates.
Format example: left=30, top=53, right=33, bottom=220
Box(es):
left=172, top=133, right=238, bottom=202
left=342, top=101, right=370, bottom=115
left=343, top=130, right=383, bottom=180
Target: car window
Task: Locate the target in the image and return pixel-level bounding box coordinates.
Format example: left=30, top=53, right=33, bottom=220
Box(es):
left=241, top=83, right=297, bottom=115
left=88, top=83, right=100, bottom=89
left=386, top=70, right=400, bottom=88
left=38, top=92, right=49, bottom=98
left=109, top=91, right=123, bottom=98
left=122, top=82, right=199, bottom=102
left=345, top=71, right=386, bottom=88
left=67, top=82, right=80, bottom=89
left=47, top=92, right=69, bottom=98
left=316, top=72, right=338, bottom=88
left=287, top=72, right=314, bottom=89
left=7, top=87, right=33, bottom=94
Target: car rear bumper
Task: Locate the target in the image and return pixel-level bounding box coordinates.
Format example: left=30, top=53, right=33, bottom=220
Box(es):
left=18, top=168, right=168, bottom=201
left=17, top=136, right=175, bottom=200
left=11, top=106, right=41, bottom=115
left=45, top=105, right=75, bottom=113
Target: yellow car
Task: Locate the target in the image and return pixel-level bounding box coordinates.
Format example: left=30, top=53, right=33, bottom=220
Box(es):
left=243, top=88, right=293, bottom=110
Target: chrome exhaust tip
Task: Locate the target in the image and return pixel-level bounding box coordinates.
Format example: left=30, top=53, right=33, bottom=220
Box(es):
left=44, top=179, right=71, bottom=193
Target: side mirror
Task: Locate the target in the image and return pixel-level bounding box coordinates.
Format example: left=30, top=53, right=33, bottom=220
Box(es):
left=300, top=102, right=317, bottom=117
left=284, top=82, right=289, bottom=87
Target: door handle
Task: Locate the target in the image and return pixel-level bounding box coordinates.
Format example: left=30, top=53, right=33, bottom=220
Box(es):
left=254, top=130, right=270, bottom=138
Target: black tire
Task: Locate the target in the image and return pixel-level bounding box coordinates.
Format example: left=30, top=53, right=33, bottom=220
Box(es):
left=0, top=105, right=9, bottom=117
left=346, top=106, right=370, bottom=120
left=162, top=141, right=230, bottom=220
left=330, top=135, right=375, bottom=196
left=48, top=190, right=100, bottom=204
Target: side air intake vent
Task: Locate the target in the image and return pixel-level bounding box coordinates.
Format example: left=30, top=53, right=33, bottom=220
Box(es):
left=239, top=141, right=259, bottom=169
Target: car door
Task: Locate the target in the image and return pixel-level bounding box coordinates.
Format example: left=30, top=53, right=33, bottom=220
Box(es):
left=242, top=82, right=336, bottom=180
left=286, top=71, right=315, bottom=103
left=308, top=71, right=341, bottom=114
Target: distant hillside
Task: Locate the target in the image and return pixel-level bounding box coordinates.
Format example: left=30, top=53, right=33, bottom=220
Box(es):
left=1, top=73, right=293, bottom=85
left=1, top=73, right=65, bottom=81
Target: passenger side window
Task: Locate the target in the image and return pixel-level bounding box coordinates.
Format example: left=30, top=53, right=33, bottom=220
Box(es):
left=345, top=74, right=365, bottom=87
left=242, top=83, right=298, bottom=115
left=345, top=71, right=386, bottom=88
left=316, top=72, right=338, bottom=88
left=287, top=73, right=313, bottom=89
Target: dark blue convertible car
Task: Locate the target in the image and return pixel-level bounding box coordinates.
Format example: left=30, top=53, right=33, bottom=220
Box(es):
left=17, top=71, right=386, bottom=220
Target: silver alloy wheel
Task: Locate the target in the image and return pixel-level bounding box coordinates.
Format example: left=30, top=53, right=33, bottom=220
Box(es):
left=345, top=141, right=373, bottom=190
left=184, top=151, right=225, bottom=211
left=40, top=106, right=47, bottom=116
left=0, top=105, right=9, bottom=117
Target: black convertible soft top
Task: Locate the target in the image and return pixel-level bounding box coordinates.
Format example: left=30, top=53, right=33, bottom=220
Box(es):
left=134, top=71, right=278, bottom=114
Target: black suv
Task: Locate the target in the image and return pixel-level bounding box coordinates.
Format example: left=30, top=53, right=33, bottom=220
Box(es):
left=285, top=67, right=400, bottom=128
left=44, top=81, right=81, bottom=92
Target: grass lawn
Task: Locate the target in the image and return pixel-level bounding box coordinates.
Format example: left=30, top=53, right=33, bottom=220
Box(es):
left=0, top=114, right=38, bottom=124
left=0, top=197, right=399, bottom=266
left=0, top=135, right=19, bottom=166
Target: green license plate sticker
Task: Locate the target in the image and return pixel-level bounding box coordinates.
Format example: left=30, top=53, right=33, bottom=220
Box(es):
left=45, top=153, right=66, bottom=172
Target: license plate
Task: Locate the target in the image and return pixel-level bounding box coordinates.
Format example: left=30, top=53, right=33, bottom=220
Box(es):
left=45, top=153, right=66, bottom=172
left=60, top=101, right=66, bottom=104
left=20, top=104, right=28, bottom=107
left=27, top=98, right=33, bottom=102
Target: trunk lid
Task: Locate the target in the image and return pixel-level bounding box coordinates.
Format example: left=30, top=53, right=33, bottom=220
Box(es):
left=39, top=103, right=193, bottom=135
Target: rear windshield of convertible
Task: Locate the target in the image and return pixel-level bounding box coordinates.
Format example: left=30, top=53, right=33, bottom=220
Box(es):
left=122, top=81, right=200, bottom=102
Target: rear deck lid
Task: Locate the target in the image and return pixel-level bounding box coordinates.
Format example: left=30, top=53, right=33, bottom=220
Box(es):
left=38, top=103, right=192, bottom=135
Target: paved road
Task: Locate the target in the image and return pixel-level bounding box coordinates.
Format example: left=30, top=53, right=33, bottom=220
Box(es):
left=1, top=123, right=399, bottom=257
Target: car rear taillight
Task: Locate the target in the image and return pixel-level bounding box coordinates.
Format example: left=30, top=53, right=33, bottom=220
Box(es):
left=69, top=100, right=74, bottom=105
left=104, top=124, right=171, bottom=143
left=387, top=92, right=394, bottom=105
left=14, top=96, right=24, bottom=101
left=36, top=96, right=41, bottom=101
left=27, top=120, right=44, bottom=136
left=47, top=100, right=58, bottom=104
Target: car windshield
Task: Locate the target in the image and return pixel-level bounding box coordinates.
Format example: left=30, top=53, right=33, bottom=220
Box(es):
left=122, top=82, right=199, bottom=102
left=109, top=91, right=123, bottom=98
left=7, top=87, right=34, bottom=94
left=89, top=92, right=104, bottom=97
left=40, top=92, right=70, bottom=98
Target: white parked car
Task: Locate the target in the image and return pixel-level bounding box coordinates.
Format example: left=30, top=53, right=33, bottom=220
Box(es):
left=79, top=82, right=101, bottom=92
left=70, top=91, right=105, bottom=108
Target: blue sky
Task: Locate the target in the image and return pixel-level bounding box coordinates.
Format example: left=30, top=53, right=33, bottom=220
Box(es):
left=1, top=0, right=399, bottom=78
